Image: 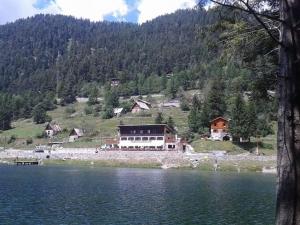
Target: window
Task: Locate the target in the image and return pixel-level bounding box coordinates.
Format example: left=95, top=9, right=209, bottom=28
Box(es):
left=133, top=130, right=136, bottom=134
left=150, top=137, right=156, bottom=141
left=157, top=137, right=163, bottom=140
left=128, top=137, right=134, bottom=141
left=214, top=123, right=217, bottom=126
left=135, top=137, right=141, bottom=141
left=140, top=130, right=143, bottom=134
left=142, top=137, right=149, bottom=141
left=147, top=130, right=151, bottom=134
left=213, top=129, right=217, bottom=133
left=168, top=145, right=173, bottom=149
left=121, top=137, right=127, bottom=141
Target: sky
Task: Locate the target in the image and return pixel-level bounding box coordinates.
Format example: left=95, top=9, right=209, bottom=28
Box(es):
left=0, top=0, right=198, bottom=25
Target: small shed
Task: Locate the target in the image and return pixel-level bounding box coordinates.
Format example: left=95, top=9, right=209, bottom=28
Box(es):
left=111, top=78, right=120, bottom=87
left=131, top=99, right=152, bottom=113
left=45, top=123, right=62, bottom=138
left=69, top=128, right=84, bottom=142
left=113, top=108, right=124, bottom=117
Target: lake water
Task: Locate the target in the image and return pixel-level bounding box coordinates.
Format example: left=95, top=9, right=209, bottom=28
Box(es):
left=0, top=165, right=275, bottom=225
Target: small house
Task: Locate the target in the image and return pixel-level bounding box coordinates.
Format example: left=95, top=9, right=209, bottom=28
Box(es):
left=45, top=123, right=62, bottom=138
left=131, top=99, right=152, bottom=113
left=69, top=128, right=84, bottom=142
left=111, top=78, right=120, bottom=87
left=113, top=108, right=124, bottom=117
left=210, top=117, right=231, bottom=141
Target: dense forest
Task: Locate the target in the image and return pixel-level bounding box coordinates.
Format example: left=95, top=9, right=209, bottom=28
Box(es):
left=0, top=6, right=277, bottom=138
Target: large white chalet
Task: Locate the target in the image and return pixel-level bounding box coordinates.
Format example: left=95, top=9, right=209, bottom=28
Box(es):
left=104, top=124, right=186, bottom=151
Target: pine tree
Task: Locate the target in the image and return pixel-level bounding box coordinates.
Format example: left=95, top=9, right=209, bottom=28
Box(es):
left=167, top=116, right=175, bottom=130
left=155, top=112, right=164, bottom=124
left=32, top=103, right=52, bottom=124
left=206, top=78, right=227, bottom=120
left=87, top=86, right=98, bottom=105
left=229, top=94, right=248, bottom=141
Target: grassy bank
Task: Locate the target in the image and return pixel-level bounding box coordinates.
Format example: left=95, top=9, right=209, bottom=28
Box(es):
left=43, top=159, right=162, bottom=168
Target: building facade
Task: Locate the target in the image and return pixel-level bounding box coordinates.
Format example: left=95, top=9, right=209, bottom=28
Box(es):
left=45, top=123, right=62, bottom=138
left=116, top=124, right=184, bottom=151
left=69, top=128, right=84, bottom=142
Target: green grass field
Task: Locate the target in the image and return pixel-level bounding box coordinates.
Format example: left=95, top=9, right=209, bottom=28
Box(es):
left=0, top=100, right=277, bottom=154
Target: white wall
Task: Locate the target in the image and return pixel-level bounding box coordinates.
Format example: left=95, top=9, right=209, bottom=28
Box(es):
left=119, top=136, right=165, bottom=148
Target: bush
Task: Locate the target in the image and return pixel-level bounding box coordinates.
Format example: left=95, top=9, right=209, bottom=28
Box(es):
left=93, top=111, right=99, bottom=117
left=65, top=106, right=76, bottom=114
left=94, top=104, right=102, bottom=112
left=36, top=132, right=46, bottom=139
left=102, top=107, right=113, bottom=119
left=26, top=138, right=33, bottom=145
left=8, top=135, right=16, bottom=144
left=84, top=106, right=93, bottom=115
left=180, top=99, right=190, bottom=111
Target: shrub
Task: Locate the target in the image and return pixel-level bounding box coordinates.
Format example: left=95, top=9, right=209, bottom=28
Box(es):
left=36, top=132, right=46, bottom=139
left=26, top=138, right=33, bottom=145
left=84, top=106, right=93, bottom=115
left=65, top=106, right=76, bottom=114
left=8, top=135, right=16, bottom=144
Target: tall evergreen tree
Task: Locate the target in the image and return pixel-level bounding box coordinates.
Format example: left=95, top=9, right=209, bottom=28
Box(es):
left=155, top=112, right=164, bottom=124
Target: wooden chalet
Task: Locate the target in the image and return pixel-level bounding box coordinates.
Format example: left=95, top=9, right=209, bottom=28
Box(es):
left=210, top=117, right=231, bottom=141
left=45, top=123, right=62, bottom=138
left=69, top=128, right=84, bottom=142
left=131, top=99, right=152, bottom=113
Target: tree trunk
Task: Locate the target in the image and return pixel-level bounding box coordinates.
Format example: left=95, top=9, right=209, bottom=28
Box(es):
left=276, top=0, right=300, bottom=224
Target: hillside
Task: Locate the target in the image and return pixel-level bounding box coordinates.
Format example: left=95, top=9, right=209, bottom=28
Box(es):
left=0, top=9, right=216, bottom=94
left=0, top=7, right=278, bottom=152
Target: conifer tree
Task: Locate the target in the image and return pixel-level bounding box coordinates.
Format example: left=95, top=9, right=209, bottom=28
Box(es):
left=229, top=94, right=247, bottom=141
left=155, top=112, right=164, bottom=124
left=167, top=116, right=175, bottom=130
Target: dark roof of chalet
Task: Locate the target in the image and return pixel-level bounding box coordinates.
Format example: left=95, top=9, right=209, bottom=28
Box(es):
left=210, top=117, right=229, bottom=123
left=118, top=124, right=175, bottom=133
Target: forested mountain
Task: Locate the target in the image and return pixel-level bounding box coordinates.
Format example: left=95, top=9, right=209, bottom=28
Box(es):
left=0, top=9, right=216, bottom=94
left=0, top=7, right=278, bottom=133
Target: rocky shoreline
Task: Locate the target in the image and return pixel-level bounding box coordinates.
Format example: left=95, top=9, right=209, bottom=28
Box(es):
left=0, top=148, right=276, bottom=172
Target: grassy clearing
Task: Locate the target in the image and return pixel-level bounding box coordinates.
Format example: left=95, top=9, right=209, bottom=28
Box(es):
left=191, top=136, right=276, bottom=155
left=0, top=102, right=188, bottom=148
left=0, top=98, right=277, bottom=155
left=194, top=158, right=276, bottom=172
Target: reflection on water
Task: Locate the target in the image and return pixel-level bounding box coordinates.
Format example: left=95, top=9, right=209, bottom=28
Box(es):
left=0, top=166, right=275, bottom=225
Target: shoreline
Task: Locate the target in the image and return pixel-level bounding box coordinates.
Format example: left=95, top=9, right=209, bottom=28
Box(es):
left=0, top=148, right=276, bottom=173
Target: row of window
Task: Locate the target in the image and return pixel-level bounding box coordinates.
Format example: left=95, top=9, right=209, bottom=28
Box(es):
left=120, top=136, right=164, bottom=141
left=212, top=129, right=227, bottom=133
left=120, top=146, right=163, bottom=149
left=129, top=130, right=152, bottom=134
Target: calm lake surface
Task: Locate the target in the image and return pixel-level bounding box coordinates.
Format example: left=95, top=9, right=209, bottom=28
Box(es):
left=0, top=165, right=275, bottom=225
